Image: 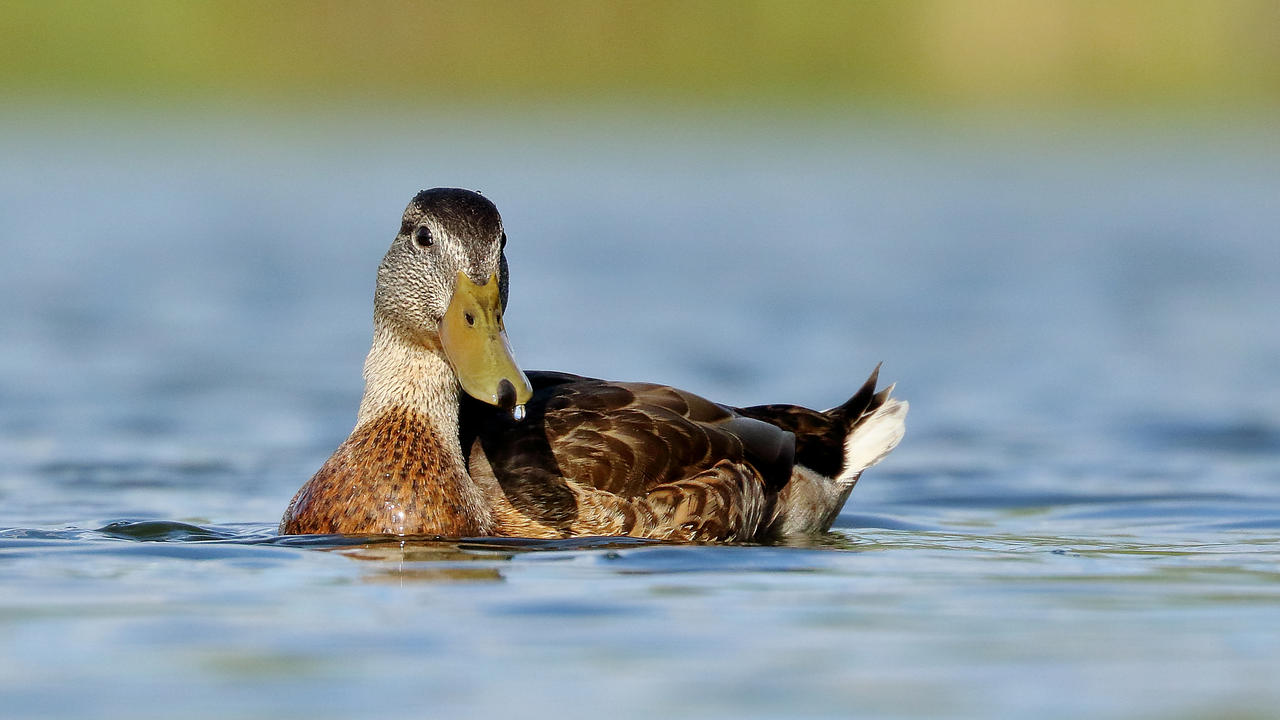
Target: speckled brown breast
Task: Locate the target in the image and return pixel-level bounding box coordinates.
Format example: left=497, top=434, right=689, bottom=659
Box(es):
left=280, top=407, right=493, bottom=536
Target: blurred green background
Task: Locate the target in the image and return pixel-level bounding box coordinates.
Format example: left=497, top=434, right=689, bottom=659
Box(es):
left=4, top=0, right=1277, bottom=112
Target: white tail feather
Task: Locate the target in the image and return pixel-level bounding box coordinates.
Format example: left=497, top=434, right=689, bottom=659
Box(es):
left=836, top=399, right=908, bottom=486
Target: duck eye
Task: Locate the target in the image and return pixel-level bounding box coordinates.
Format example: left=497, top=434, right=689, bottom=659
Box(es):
left=413, top=226, right=433, bottom=248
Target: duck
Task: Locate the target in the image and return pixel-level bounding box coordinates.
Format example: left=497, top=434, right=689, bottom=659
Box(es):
left=280, top=188, right=907, bottom=542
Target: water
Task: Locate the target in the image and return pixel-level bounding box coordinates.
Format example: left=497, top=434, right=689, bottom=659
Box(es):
left=1, top=107, right=1278, bottom=719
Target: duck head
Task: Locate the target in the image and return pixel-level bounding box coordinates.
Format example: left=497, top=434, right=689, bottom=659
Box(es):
left=375, top=188, right=532, bottom=417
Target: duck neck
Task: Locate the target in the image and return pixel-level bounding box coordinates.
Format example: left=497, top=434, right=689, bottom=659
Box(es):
left=328, top=318, right=493, bottom=536
left=357, top=320, right=462, bottom=444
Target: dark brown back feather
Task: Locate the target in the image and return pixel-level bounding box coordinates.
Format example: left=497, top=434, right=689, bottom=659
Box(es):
left=736, top=364, right=888, bottom=478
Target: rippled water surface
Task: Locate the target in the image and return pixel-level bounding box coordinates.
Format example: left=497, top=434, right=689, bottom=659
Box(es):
left=2, top=109, right=1278, bottom=719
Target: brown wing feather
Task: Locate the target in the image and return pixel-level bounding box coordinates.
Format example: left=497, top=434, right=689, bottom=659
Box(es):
left=469, top=442, right=768, bottom=542
left=460, top=372, right=793, bottom=540
left=573, top=459, right=769, bottom=541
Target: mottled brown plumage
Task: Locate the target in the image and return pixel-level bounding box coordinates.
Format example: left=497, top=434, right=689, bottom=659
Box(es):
left=282, top=407, right=493, bottom=536
left=456, top=372, right=788, bottom=541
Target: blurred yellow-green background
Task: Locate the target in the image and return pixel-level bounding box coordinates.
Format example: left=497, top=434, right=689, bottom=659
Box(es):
left=4, top=0, right=1278, bottom=112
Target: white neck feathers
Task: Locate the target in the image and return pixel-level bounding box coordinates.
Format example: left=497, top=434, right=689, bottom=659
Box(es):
left=355, top=320, right=460, bottom=442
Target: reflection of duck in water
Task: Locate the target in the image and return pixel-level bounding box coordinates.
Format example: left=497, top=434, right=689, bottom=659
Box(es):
left=339, top=541, right=509, bottom=584
left=281, top=189, right=907, bottom=542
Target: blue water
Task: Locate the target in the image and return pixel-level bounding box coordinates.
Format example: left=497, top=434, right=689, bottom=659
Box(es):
left=1, top=107, right=1278, bottom=719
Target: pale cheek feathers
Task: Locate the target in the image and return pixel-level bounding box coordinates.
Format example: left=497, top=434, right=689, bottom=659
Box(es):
left=375, top=257, right=451, bottom=335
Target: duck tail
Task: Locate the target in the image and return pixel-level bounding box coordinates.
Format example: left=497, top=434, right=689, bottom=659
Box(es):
left=746, top=364, right=906, bottom=537
left=827, top=363, right=908, bottom=488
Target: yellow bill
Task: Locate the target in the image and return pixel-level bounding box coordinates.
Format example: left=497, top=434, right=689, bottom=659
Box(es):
left=440, top=271, right=533, bottom=419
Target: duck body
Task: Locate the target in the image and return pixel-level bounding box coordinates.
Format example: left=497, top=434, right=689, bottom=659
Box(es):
left=280, top=188, right=906, bottom=542
left=460, top=368, right=903, bottom=541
